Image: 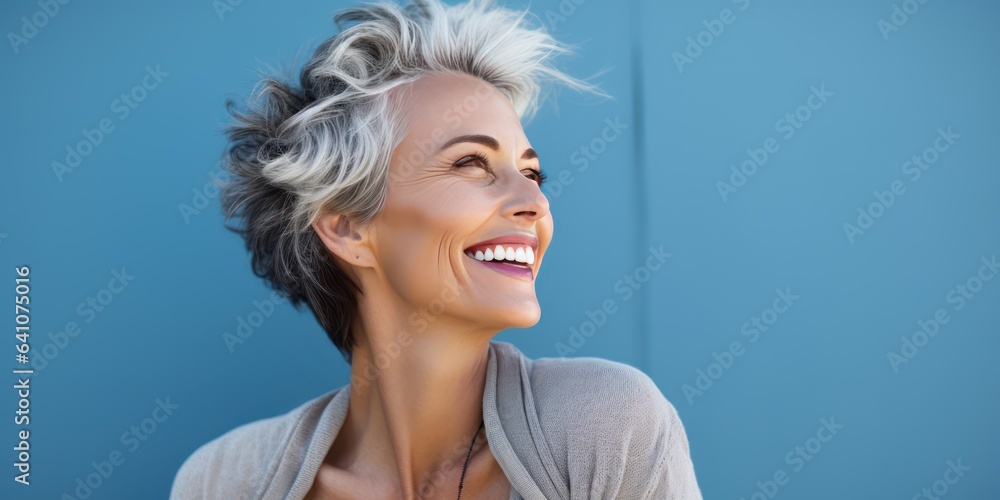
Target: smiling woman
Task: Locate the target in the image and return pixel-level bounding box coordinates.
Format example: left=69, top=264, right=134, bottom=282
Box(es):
left=169, top=0, right=702, bottom=499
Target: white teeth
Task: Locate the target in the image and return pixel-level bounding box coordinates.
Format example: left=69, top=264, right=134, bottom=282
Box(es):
left=468, top=245, right=536, bottom=265
left=514, top=247, right=526, bottom=262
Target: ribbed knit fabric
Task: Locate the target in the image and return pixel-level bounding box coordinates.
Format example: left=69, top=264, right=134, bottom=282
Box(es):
left=170, top=341, right=702, bottom=499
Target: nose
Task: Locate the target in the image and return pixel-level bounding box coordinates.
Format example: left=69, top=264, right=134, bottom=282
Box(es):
left=500, top=171, right=550, bottom=223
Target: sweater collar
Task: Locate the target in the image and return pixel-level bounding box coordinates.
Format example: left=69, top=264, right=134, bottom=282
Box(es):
left=275, top=340, right=552, bottom=499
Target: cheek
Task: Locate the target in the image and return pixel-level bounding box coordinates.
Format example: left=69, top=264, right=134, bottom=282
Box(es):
left=373, top=184, right=491, bottom=298
left=382, top=180, right=493, bottom=243
left=380, top=189, right=479, bottom=246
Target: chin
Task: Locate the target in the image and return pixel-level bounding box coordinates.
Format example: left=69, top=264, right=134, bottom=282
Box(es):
left=495, top=301, right=542, bottom=329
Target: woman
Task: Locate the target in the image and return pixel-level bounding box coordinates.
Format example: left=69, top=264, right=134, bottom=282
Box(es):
left=171, top=0, right=702, bottom=498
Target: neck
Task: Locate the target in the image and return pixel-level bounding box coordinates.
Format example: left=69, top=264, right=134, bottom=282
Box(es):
left=334, top=283, right=495, bottom=499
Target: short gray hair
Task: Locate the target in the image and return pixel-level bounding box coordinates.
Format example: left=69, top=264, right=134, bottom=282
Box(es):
left=221, top=0, right=597, bottom=362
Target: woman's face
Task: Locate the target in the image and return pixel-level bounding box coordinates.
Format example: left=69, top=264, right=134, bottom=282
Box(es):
left=369, top=72, right=552, bottom=331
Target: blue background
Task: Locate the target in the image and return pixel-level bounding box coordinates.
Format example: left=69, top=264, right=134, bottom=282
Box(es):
left=2, top=0, right=998, bottom=498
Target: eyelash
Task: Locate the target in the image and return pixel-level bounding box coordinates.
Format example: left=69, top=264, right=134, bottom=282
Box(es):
left=452, top=153, right=547, bottom=187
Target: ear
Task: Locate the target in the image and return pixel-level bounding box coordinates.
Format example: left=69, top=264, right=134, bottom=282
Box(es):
left=312, top=211, right=377, bottom=269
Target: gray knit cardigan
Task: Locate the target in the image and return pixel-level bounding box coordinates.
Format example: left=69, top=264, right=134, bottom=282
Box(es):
left=170, top=341, right=703, bottom=499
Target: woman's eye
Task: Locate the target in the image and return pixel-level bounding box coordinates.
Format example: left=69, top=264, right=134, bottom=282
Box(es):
left=523, top=168, right=547, bottom=186
left=454, top=154, right=489, bottom=170
left=453, top=154, right=496, bottom=182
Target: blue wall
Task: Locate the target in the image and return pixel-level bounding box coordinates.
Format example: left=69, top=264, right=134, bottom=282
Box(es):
left=1, top=0, right=997, bottom=498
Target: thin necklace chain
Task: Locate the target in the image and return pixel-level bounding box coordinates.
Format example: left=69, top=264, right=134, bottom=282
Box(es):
left=457, top=420, right=484, bottom=500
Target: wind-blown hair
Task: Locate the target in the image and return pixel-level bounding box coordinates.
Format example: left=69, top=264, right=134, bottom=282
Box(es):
left=220, top=0, right=597, bottom=363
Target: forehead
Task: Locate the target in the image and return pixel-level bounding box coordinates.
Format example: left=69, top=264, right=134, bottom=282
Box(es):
left=390, top=72, right=527, bottom=145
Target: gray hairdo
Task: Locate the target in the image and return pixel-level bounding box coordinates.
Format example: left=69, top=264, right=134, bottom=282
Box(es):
left=221, top=0, right=597, bottom=363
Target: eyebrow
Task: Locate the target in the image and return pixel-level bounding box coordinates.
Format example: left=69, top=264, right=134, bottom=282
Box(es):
left=438, top=134, right=538, bottom=161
